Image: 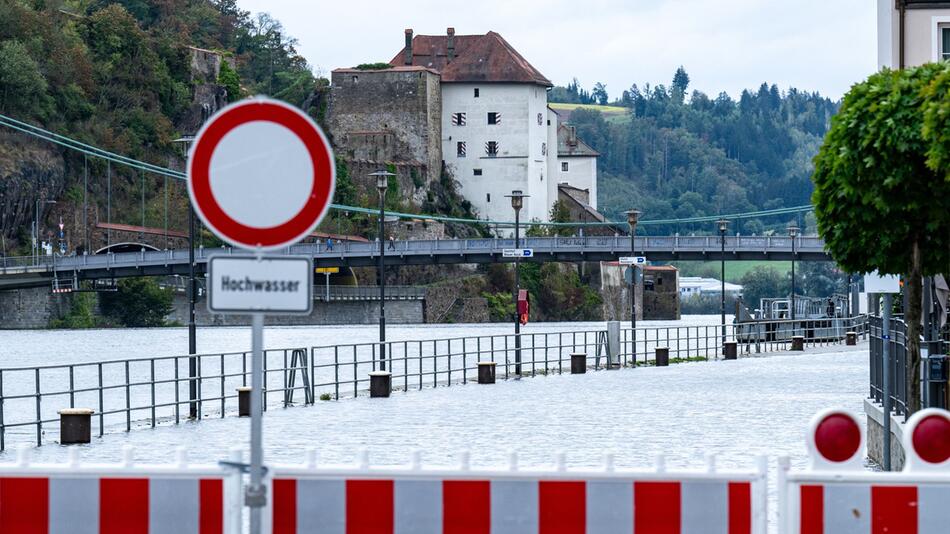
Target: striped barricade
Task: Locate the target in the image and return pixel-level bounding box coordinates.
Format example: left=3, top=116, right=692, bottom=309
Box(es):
left=265, top=451, right=767, bottom=533
left=779, top=408, right=950, bottom=534
left=0, top=447, right=242, bottom=534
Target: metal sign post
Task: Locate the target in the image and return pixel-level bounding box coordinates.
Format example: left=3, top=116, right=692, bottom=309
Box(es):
left=882, top=292, right=892, bottom=471
left=248, top=312, right=265, bottom=531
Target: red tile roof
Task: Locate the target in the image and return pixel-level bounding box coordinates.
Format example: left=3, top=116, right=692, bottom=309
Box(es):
left=389, top=31, right=552, bottom=86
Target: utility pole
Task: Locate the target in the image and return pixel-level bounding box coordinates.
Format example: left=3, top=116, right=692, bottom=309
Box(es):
left=717, top=219, right=729, bottom=345
left=370, top=170, right=395, bottom=372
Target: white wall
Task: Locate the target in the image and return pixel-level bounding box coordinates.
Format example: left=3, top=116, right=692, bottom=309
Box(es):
left=878, top=0, right=950, bottom=68
left=441, top=83, right=551, bottom=226
left=556, top=157, right=598, bottom=210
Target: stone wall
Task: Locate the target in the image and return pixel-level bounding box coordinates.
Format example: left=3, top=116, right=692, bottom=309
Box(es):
left=328, top=67, right=442, bottom=188
left=865, top=398, right=906, bottom=470
left=168, top=293, right=424, bottom=326
left=642, top=266, right=680, bottom=320
left=0, top=286, right=71, bottom=329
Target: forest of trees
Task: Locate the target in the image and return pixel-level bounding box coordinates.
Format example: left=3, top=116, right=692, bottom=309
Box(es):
left=550, top=67, right=839, bottom=234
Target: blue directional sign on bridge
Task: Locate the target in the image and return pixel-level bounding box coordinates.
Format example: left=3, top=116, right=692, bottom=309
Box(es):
left=503, top=248, right=534, bottom=258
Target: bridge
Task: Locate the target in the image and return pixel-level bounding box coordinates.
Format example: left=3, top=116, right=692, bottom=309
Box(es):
left=0, top=234, right=829, bottom=289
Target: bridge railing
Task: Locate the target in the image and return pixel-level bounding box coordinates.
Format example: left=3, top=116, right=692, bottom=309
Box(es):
left=0, top=235, right=829, bottom=276
left=0, top=317, right=866, bottom=451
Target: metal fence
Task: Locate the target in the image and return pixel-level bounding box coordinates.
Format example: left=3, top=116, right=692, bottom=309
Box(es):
left=0, top=317, right=867, bottom=451
left=869, top=315, right=948, bottom=419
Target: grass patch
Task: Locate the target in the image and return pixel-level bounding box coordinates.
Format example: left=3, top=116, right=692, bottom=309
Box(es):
left=672, top=260, right=790, bottom=283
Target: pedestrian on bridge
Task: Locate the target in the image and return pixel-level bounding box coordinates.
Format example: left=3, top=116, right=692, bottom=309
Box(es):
left=326, top=238, right=334, bottom=252
left=388, top=235, right=396, bottom=250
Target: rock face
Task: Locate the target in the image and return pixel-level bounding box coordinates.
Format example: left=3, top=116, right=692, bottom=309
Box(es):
left=0, top=132, right=65, bottom=251
left=177, top=47, right=232, bottom=137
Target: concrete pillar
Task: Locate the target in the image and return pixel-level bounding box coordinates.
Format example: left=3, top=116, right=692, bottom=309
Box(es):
left=59, top=408, right=94, bottom=444
left=846, top=331, right=857, bottom=346
left=655, top=347, right=669, bottom=367
left=723, top=342, right=738, bottom=360
left=570, top=353, right=587, bottom=374
left=791, top=336, right=805, bottom=351
left=237, top=387, right=252, bottom=416
left=477, top=362, right=496, bottom=384
left=370, top=371, right=392, bottom=398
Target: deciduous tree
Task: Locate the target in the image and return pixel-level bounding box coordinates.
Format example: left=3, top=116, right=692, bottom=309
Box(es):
left=812, top=64, right=950, bottom=412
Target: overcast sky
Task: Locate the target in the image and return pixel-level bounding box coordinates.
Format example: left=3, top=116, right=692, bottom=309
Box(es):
left=236, top=0, right=877, bottom=101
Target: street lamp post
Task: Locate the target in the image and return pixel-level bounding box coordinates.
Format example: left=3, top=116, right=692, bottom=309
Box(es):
left=717, top=219, right=729, bottom=345
left=625, top=210, right=641, bottom=365
left=173, top=136, right=198, bottom=419
left=370, top=171, right=395, bottom=372
left=34, top=199, right=56, bottom=265
left=507, top=191, right=528, bottom=376
left=788, top=224, right=800, bottom=336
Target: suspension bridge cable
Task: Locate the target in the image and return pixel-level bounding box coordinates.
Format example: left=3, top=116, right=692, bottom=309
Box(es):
left=0, top=112, right=814, bottom=228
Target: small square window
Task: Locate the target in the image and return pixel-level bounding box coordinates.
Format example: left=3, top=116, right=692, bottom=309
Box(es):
left=452, top=112, right=466, bottom=126
left=486, top=193, right=491, bottom=203
left=547, top=119, right=551, bottom=126
left=561, top=161, right=569, bottom=172
left=485, top=141, right=498, bottom=157
left=473, top=169, right=482, bottom=176
left=474, top=88, right=480, bottom=98
left=352, top=75, right=358, bottom=83
left=487, top=112, right=500, bottom=125
left=537, top=113, right=543, bottom=125
left=457, top=141, right=466, bottom=158
left=541, top=142, right=546, bottom=156
left=942, top=27, right=950, bottom=61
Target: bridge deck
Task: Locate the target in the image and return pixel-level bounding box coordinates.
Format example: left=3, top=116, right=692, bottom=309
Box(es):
left=0, top=235, right=829, bottom=289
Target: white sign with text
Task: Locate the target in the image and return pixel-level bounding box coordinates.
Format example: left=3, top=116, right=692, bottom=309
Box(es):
left=208, top=256, right=313, bottom=314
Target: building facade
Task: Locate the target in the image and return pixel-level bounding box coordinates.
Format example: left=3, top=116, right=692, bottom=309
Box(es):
left=878, top=0, right=950, bottom=68
left=328, top=28, right=600, bottom=227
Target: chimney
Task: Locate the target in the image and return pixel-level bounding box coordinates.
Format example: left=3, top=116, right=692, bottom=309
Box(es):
left=404, top=29, right=413, bottom=66
left=447, top=27, right=455, bottom=62
left=569, top=126, right=577, bottom=147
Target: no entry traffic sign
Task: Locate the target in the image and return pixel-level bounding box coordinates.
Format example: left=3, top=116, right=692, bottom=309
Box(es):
left=187, top=97, right=335, bottom=250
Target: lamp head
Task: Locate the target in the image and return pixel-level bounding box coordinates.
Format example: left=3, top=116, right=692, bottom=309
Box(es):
left=717, top=218, right=729, bottom=233
left=625, top=209, right=641, bottom=230
left=506, top=190, right=528, bottom=211
left=369, top=170, right=396, bottom=192
left=787, top=224, right=800, bottom=238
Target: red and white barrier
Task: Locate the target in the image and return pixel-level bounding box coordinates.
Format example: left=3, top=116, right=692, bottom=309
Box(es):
left=780, top=408, right=950, bottom=534
left=0, top=447, right=242, bottom=534
left=265, top=451, right=768, bottom=534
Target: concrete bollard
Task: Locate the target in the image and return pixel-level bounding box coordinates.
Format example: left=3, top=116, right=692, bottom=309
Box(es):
left=477, top=361, right=496, bottom=384
left=791, top=336, right=805, bottom=351
left=58, top=408, right=94, bottom=444
left=723, top=341, right=738, bottom=360
left=570, top=353, right=587, bottom=374
left=846, top=331, right=857, bottom=346
left=655, top=347, right=669, bottom=367
left=369, top=371, right=392, bottom=398
left=237, top=387, right=252, bottom=417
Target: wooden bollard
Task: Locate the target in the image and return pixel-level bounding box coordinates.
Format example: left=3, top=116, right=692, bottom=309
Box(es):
left=59, top=408, right=94, bottom=444
left=846, top=331, right=857, bottom=346
left=655, top=347, right=669, bottom=367
left=369, top=371, right=392, bottom=398
left=570, top=353, right=587, bottom=374
left=791, top=336, right=805, bottom=351
left=237, top=386, right=252, bottom=416
left=477, top=362, right=496, bottom=384
left=724, top=341, right=738, bottom=360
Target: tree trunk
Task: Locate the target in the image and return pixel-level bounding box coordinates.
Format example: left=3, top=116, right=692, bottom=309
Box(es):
left=905, top=239, right=923, bottom=414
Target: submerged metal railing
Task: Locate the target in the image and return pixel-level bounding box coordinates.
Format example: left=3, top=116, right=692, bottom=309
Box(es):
left=0, top=317, right=867, bottom=451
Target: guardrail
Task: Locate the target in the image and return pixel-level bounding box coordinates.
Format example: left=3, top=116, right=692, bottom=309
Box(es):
left=0, top=318, right=867, bottom=451
left=313, top=285, right=427, bottom=301
left=869, top=315, right=948, bottom=420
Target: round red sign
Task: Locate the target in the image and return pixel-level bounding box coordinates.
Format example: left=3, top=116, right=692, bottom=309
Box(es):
left=187, top=97, right=335, bottom=250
